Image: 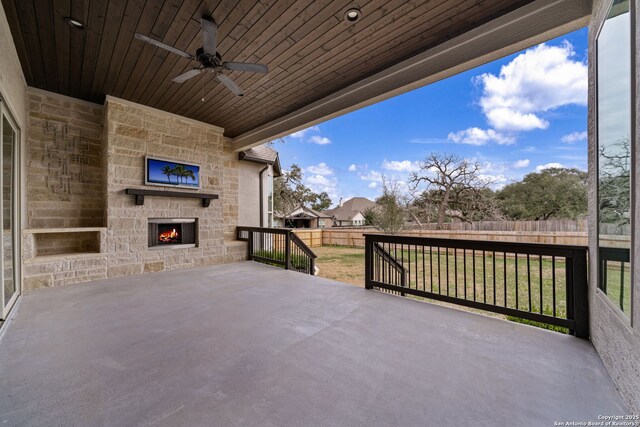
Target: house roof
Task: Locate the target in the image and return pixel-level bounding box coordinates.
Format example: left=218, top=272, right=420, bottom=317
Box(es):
left=239, top=145, right=282, bottom=176
left=2, top=1, right=589, bottom=150
left=278, top=206, right=332, bottom=219
left=323, top=197, right=377, bottom=221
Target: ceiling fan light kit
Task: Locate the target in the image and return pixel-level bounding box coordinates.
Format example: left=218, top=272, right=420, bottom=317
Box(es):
left=134, top=16, right=268, bottom=97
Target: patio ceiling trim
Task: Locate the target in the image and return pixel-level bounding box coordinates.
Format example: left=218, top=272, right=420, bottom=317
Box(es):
left=230, top=0, right=591, bottom=151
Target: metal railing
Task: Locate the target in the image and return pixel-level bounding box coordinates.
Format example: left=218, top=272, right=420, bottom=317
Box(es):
left=365, top=234, right=589, bottom=338
left=237, top=226, right=317, bottom=275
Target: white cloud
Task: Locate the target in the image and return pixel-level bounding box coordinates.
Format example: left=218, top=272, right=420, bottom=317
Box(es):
left=513, top=159, right=530, bottom=168
left=348, top=164, right=357, bottom=172
left=381, top=160, right=420, bottom=172
left=288, top=126, right=319, bottom=138
left=409, top=137, right=448, bottom=144
left=359, top=170, right=383, bottom=182
left=305, top=162, right=334, bottom=176
left=306, top=174, right=338, bottom=200
left=476, top=41, right=587, bottom=131
left=447, top=127, right=515, bottom=146
left=536, top=162, right=565, bottom=172
left=484, top=109, right=549, bottom=131
left=308, top=135, right=331, bottom=145
left=368, top=182, right=378, bottom=189
left=561, top=131, right=587, bottom=143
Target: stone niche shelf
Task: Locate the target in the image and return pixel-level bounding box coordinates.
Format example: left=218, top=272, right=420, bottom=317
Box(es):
left=23, top=227, right=107, bottom=263
left=125, top=188, right=219, bottom=207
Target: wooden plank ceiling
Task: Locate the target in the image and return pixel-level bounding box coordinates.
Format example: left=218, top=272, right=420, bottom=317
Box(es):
left=2, top=0, right=533, bottom=138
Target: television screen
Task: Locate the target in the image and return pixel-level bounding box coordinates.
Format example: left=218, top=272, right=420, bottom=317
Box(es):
left=146, top=157, right=200, bottom=189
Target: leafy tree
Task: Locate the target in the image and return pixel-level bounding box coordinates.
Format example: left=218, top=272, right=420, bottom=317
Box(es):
left=273, top=164, right=332, bottom=214
left=182, top=168, right=196, bottom=183
left=310, top=192, right=332, bottom=211
left=598, top=137, right=630, bottom=225
left=161, top=165, right=174, bottom=183
left=408, top=153, right=492, bottom=229
left=173, top=164, right=187, bottom=184
left=497, top=168, right=587, bottom=220
left=369, top=179, right=406, bottom=234
left=363, top=207, right=377, bottom=226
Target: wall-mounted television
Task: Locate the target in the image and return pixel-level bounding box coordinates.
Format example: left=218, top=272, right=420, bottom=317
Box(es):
left=145, top=156, right=201, bottom=189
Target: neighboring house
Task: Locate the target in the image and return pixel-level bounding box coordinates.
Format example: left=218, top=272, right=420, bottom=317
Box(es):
left=275, top=206, right=332, bottom=229
left=238, top=146, right=281, bottom=228
left=323, top=197, right=377, bottom=227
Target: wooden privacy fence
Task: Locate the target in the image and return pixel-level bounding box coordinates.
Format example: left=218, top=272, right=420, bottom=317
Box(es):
left=291, top=229, right=323, bottom=247
left=412, top=219, right=588, bottom=232
left=320, top=228, right=588, bottom=247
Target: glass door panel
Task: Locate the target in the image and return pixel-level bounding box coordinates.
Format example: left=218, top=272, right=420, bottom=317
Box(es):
left=1, top=110, right=18, bottom=316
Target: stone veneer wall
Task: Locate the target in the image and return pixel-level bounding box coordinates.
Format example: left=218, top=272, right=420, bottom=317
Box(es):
left=25, top=88, right=104, bottom=228
left=21, top=94, right=246, bottom=291
left=103, top=97, right=243, bottom=278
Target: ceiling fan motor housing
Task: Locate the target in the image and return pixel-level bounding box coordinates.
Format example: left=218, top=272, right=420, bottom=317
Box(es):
left=196, top=48, right=221, bottom=68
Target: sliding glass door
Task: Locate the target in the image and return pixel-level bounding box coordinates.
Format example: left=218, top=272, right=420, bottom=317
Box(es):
left=1, top=100, right=20, bottom=319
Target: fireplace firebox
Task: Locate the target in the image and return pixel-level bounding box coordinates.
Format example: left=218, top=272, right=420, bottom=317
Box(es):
left=148, top=218, right=197, bottom=249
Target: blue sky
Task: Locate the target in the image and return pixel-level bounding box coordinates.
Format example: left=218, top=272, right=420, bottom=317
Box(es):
left=272, top=28, right=588, bottom=207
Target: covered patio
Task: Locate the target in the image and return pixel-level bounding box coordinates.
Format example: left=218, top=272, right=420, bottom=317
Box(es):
left=0, top=261, right=625, bottom=426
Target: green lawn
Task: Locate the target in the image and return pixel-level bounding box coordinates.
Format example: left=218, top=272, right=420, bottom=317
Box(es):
left=315, top=245, right=574, bottom=332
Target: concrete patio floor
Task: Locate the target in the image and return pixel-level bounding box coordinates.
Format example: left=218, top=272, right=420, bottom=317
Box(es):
left=0, top=261, right=627, bottom=426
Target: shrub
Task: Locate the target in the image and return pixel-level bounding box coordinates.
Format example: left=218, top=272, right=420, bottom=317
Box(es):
left=506, top=306, right=569, bottom=334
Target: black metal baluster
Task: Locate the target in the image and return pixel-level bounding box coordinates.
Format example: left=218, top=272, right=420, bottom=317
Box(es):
left=422, top=245, right=426, bottom=291
left=430, top=246, right=433, bottom=292
left=446, top=248, right=450, bottom=296
left=482, top=250, right=486, bottom=303
left=463, top=249, right=467, bottom=300
left=454, top=248, right=458, bottom=298
left=620, top=261, right=624, bottom=310
left=515, top=254, right=519, bottom=310
left=437, top=247, right=441, bottom=294
left=472, top=250, right=476, bottom=301
left=552, top=256, right=556, bottom=317
left=393, top=243, right=399, bottom=286
left=503, top=252, right=507, bottom=307
left=539, top=255, right=543, bottom=314
left=415, top=245, right=418, bottom=292
left=402, top=244, right=411, bottom=288
left=527, top=254, right=532, bottom=312
left=492, top=251, right=496, bottom=305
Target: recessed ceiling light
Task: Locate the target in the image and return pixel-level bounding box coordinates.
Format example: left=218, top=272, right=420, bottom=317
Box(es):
left=64, top=17, right=85, bottom=29
left=344, top=8, right=361, bottom=23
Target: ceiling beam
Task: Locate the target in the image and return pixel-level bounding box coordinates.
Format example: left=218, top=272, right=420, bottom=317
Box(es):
left=230, top=0, right=591, bottom=151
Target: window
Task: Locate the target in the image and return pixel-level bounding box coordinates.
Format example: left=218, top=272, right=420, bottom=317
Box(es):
left=596, top=0, right=633, bottom=318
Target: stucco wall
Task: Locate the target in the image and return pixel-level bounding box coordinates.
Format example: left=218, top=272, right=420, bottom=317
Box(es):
left=238, top=161, right=262, bottom=226
left=588, top=0, right=640, bottom=412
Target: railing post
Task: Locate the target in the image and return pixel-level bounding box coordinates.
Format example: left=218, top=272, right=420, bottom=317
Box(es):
left=310, top=256, right=316, bottom=276
left=247, top=230, right=253, bottom=261
left=285, top=230, right=291, bottom=270
left=365, top=234, right=373, bottom=289
left=572, top=248, right=589, bottom=339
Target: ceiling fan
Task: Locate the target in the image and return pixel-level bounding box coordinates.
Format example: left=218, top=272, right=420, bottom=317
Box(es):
left=134, top=17, right=268, bottom=97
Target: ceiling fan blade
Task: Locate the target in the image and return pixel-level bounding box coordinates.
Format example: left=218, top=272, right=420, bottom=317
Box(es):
left=201, top=17, right=217, bottom=55
left=135, top=33, right=193, bottom=59
left=172, top=68, right=203, bottom=83
left=223, top=62, right=269, bottom=73
left=216, top=74, right=244, bottom=96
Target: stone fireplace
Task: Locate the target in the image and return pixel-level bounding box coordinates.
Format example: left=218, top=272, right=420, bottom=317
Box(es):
left=148, top=218, right=197, bottom=249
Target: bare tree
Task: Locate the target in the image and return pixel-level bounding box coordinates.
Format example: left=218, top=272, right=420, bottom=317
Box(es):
left=408, top=153, right=493, bottom=229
